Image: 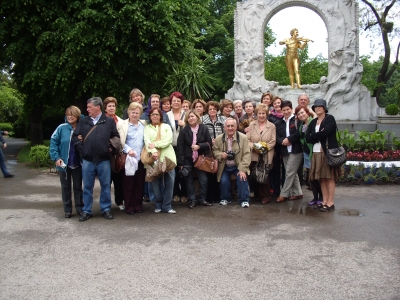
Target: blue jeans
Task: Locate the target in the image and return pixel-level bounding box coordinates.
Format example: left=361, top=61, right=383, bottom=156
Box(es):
left=82, top=159, right=111, bottom=214
left=0, top=148, right=11, bottom=177
left=184, top=168, right=208, bottom=203
left=151, top=169, right=175, bottom=212
left=220, top=165, right=250, bottom=204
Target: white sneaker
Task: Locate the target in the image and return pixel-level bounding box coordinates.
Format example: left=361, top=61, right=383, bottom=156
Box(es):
left=118, top=205, right=125, bottom=211
left=155, top=209, right=162, bottom=213
left=167, top=209, right=176, bottom=214
left=220, top=200, right=230, bottom=205
left=241, top=202, right=249, bottom=208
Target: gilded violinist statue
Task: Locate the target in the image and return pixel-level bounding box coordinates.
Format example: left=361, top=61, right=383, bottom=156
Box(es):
left=279, top=28, right=313, bottom=89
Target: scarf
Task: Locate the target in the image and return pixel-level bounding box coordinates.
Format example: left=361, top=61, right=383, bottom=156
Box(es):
left=107, top=114, right=119, bottom=124
left=191, top=124, right=199, bottom=162
left=270, top=109, right=284, bottom=119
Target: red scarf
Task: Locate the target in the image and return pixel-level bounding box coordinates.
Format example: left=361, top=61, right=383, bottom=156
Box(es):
left=107, top=114, right=119, bottom=124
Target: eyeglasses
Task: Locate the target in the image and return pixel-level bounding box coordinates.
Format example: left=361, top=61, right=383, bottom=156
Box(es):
left=150, top=114, right=160, bottom=117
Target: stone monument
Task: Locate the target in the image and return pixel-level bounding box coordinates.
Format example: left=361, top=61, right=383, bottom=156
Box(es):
left=225, top=0, right=378, bottom=121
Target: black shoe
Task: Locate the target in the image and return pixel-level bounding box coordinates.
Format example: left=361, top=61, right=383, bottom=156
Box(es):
left=65, top=213, right=72, bottom=218
left=320, top=204, right=335, bottom=212
left=79, top=212, right=92, bottom=222
left=126, top=211, right=135, bottom=215
left=188, top=201, right=197, bottom=209
left=200, top=200, right=213, bottom=206
left=102, top=211, right=114, bottom=220
left=4, top=174, right=14, bottom=178
left=77, top=211, right=83, bottom=216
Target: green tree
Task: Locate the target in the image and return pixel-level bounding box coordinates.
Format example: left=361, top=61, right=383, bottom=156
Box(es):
left=0, top=0, right=209, bottom=145
left=0, top=81, right=24, bottom=124
left=264, top=47, right=328, bottom=85
left=359, top=0, right=400, bottom=105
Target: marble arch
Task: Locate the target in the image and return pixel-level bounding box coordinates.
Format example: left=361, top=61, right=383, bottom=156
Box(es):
left=226, top=0, right=377, bottom=121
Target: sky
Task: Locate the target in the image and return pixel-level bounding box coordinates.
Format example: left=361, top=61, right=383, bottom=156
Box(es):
left=266, top=6, right=387, bottom=61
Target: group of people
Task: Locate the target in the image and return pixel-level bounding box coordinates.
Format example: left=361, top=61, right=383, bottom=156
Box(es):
left=49, top=89, right=342, bottom=221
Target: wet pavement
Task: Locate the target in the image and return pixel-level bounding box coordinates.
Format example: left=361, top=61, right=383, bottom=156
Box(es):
left=1, top=137, right=399, bottom=299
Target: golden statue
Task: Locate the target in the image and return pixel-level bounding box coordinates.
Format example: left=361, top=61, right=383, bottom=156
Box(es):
left=279, top=28, right=313, bottom=89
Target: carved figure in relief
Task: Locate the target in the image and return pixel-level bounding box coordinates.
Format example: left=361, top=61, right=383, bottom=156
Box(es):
left=325, top=62, right=363, bottom=107
left=346, top=27, right=357, bottom=47
left=279, top=28, right=313, bottom=89
left=326, top=2, right=346, bottom=51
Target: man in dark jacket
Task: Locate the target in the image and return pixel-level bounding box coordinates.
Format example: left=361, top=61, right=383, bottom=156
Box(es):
left=73, top=97, right=120, bottom=221
left=275, top=100, right=303, bottom=203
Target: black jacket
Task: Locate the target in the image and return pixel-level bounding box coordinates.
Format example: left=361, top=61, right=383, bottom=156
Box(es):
left=177, top=124, right=212, bottom=166
left=275, top=115, right=302, bottom=156
left=306, top=114, right=339, bottom=154
left=73, top=113, right=120, bottom=163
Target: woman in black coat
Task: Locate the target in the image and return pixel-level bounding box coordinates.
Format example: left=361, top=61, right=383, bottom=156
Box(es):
left=306, top=99, right=343, bottom=212
left=177, top=110, right=213, bottom=208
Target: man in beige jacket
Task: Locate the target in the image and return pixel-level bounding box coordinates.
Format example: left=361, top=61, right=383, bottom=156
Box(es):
left=213, top=118, right=251, bottom=208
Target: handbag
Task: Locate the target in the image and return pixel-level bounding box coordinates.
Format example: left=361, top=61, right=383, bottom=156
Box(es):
left=194, top=142, right=218, bottom=173
left=141, top=124, right=162, bottom=165
left=114, top=150, right=127, bottom=173
left=326, top=146, right=347, bottom=167
left=325, top=126, right=347, bottom=167
left=250, top=153, right=269, bottom=185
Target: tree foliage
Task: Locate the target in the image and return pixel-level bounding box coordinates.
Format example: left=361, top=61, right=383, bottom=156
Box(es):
left=0, top=0, right=209, bottom=145
left=264, top=47, right=328, bottom=85
left=359, top=0, right=400, bottom=105
left=0, top=75, right=24, bottom=124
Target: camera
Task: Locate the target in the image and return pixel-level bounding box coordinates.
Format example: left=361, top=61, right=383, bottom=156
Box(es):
left=60, top=162, right=67, bottom=169
left=226, top=151, right=235, bottom=161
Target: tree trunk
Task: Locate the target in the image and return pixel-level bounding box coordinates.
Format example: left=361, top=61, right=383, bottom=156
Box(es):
left=29, top=104, right=44, bottom=146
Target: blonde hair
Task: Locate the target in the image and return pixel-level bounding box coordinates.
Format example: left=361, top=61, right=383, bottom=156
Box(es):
left=128, top=102, right=143, bottom=115
left=65, top=106, right=81, bottom=119
left=184, top=109, right=201, bottom=124
left=129, top=88, right=145, bottom=103
left=255, top=103, right=269, bottom=115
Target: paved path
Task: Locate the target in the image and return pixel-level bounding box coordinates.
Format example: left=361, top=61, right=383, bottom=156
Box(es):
left=0, top=138, right=399, bottom=299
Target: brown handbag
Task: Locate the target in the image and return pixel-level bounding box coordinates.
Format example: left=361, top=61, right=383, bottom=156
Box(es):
left=141, top=124, right=162, bottom=165
left=194, top=142, right=218, bottom=173
left=114, top=152, right=127, bottom=173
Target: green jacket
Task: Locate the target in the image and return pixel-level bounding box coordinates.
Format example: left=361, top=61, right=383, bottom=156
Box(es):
left=144, top=123, right=176, bottom=165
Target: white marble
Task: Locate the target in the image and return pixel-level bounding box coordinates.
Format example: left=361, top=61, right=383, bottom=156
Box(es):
left=226, top=0, right=377, bottom=121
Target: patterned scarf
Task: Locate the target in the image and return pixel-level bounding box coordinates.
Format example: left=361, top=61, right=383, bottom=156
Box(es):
left=270, top=109, right=283, bottom=119
left=191, top=124, right=199, bottom=162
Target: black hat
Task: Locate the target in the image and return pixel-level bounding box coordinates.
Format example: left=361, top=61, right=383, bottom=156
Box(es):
left=312, top=99, right=328, bottom=113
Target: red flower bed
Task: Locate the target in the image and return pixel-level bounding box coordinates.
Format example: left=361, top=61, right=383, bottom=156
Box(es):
left=346, top=150, right=400, bottom=161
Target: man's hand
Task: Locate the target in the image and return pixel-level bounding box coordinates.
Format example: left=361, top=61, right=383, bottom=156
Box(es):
left=237, top=171, right=247, bottom=181
left=2, top=143, right=7, bottom=149
left=221, top=152, right=228, bottom=160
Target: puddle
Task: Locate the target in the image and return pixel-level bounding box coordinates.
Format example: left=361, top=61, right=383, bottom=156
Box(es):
left=337, top=209, right=364, bottom=216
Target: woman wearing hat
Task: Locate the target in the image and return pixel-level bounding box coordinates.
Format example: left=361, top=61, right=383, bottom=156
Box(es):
left=306, top=99, right=343, bottom=212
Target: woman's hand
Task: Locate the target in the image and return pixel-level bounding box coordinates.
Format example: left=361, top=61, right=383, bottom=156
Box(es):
left=128, top=150, right=136, bottom=157
left=148, top=142, right=155, bottom=149
left=56, top=159, right=64, bottom=167
left=244, top=127, right=251, bottom=133
left=212, top=138, right=215, bottom=145
left=178, top=120, right=185, bottom=127
left=191, top=145, right=200, bottom=151
left=152, top=152, right=159, bottom=160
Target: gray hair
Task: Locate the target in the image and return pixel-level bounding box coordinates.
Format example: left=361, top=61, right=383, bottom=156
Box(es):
left=242, top=98, right=256, bottom=109
left=297, top=93, right=309, bottom=101
left=233, top=100, right=243, bottom=106
left=87, top=97, right=103, bottom=107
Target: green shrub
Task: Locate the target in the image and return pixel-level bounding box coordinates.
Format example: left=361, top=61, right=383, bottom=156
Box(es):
left=385, top=104, right=399, bottom=115
left=29, top=145, right=54, bottom=169
left=0, top=123, right=13, bottom=132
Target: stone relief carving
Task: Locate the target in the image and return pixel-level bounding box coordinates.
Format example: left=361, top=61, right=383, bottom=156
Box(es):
left=227, top=0, right=376, bottom=120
